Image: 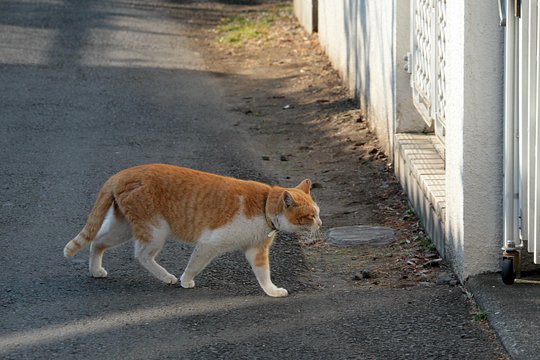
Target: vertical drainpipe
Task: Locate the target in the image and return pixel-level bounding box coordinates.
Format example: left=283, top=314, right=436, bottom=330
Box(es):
left=502, top=0, right=520, bottom=251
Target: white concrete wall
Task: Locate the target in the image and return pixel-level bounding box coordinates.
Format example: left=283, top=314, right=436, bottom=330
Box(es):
left=293, top=0, right=317, bottom=33
left=318, top=0, right=395, bottom=153
left=444, top=0, right=504, bottom=280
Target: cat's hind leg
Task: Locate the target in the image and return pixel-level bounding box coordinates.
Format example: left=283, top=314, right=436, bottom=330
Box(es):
left=245, top=242, right=288, bottom=298
left=89, top=206, right=132, bottom=278
left=133, top=219, right=177, bottom=285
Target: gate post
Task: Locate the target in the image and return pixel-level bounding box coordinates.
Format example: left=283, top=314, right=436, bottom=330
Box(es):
left=444, top=0, right=505, bottom=280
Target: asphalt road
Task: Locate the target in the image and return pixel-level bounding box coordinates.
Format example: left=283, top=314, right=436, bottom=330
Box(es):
left=0, top=1, right=508, bottom=359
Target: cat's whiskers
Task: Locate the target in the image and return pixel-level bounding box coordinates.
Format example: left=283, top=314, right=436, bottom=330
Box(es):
left=299, top=228, right=326, bottom=246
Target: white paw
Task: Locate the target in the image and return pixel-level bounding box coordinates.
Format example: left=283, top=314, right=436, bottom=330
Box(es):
left=162, top=274, right=178, bottom=285
left=181, top=279, right=195, bottom=288
left=266, top=287, right=288, bottom=298
left=180, top=274, right=195, bottom=288
left=91, top=268, right=108, bottom=278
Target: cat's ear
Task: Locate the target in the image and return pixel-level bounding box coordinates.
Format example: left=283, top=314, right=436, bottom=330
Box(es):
left=296, top=179, right=311, bottom=194
left=283, top=191, right=296, bottom=208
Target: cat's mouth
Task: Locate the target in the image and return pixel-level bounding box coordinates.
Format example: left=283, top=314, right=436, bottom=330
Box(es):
left=299, top=224, right=322, bottom=234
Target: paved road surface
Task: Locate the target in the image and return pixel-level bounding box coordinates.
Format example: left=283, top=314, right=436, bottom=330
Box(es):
left=0, top=1, right=508, bottom=359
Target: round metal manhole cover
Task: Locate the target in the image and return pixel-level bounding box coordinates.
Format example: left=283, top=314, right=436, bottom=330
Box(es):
left=326, top=225, right=396, bottom=247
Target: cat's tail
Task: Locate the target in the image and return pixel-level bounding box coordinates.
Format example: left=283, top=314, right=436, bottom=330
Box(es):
left=63, top=179, right=115, bottom=258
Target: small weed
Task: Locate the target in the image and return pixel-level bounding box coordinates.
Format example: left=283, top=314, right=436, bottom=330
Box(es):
left=473, top=310, right=488, bottom=321
left=216, top=3, right=292, bottom=45
left=405, top=208, right=415, bottom=217
left=416, top=235, right=436, bottom=253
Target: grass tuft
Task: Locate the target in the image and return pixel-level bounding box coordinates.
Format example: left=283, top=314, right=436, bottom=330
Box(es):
left=216, top=3, right=292, bottom=45
left=415, top=234, right=436, bottom=253
left=473, top=310, right=488, bottom=321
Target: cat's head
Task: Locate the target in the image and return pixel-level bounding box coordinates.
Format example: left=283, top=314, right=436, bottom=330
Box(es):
left=274, top=179, right=322, bottom=234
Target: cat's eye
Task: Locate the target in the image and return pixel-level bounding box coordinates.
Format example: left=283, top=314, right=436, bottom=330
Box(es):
left=300, top=215, right=315, bottom=224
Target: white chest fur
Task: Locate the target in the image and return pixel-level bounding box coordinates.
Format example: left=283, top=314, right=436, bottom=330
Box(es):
left=195, top=211, right=270, bottom=252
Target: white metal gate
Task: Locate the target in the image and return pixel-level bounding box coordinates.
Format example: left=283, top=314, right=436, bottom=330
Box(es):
left=410, top=0, right=447, bottom=146
left=504, top=0, right=540, bottom=265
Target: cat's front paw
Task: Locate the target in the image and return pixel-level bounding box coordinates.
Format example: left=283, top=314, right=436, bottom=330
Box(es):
left=181, top=279, right=195, bottom=288
left=266, top=287, right=288, bottom=298
left=162, top=274, right=178, bottom=285
left=91, top=268, right=108, bottom=278
left=180, top=274, right=195, bottom=288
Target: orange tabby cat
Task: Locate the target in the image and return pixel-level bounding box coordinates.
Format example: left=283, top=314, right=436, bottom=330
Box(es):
left=64, top=164, right=321, bottom=297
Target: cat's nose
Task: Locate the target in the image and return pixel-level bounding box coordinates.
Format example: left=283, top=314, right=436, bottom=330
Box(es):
left=316, top=218, right=322, bottom=227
